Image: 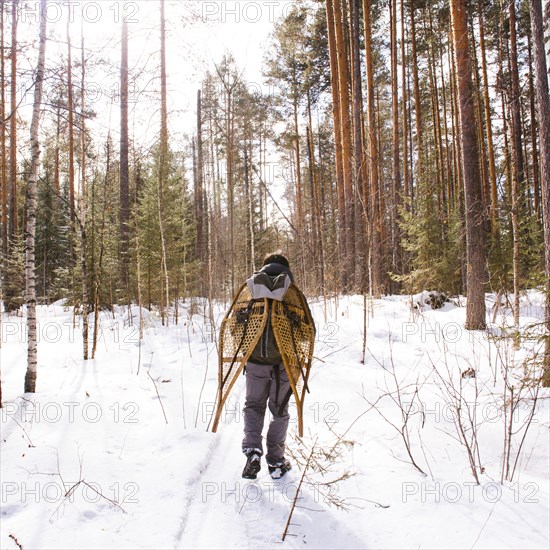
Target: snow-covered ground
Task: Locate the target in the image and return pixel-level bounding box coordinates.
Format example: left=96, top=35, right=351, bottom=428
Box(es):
left=1, top=292, right=548, bottom=549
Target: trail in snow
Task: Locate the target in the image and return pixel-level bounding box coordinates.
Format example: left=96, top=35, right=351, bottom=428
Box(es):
left=1, top=295, right=549, bottom=550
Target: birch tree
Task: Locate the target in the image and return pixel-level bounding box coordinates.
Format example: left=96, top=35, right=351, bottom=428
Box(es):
left=24, top=0, right=47, bottom=393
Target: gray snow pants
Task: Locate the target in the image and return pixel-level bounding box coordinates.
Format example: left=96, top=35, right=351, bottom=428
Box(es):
left=242, top=362, right=290, bottom=464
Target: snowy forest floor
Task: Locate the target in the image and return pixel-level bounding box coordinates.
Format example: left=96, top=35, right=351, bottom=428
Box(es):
left=0, top=292, right=549, bottom=549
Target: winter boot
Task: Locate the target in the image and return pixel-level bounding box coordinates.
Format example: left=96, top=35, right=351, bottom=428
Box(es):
left=267, top=458, right=292, bottom=479
left=242, top=448, right=262, bottom=479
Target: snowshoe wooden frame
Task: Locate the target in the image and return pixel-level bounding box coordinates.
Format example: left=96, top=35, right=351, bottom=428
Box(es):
left=211, top=283, right=314, bottom=436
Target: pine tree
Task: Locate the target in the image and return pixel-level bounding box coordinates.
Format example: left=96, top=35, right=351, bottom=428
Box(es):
left=450, top=0, right=487, bottom=330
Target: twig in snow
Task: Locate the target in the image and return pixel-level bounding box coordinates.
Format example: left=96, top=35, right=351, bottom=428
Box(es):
left=344, top=496, right=390, bottom=509
left=46, top=451, right=126, bottom=521
left=9, top=534, right=23, bottom=550
left=147, top=368, right=169, bottom=424
left=3, top=399, right=35, bottom=447
left=282, top=438, right=317, bottom=541
left=470, top=500, right=498, bottom=549
left=50, top=479, right=126, bottom=521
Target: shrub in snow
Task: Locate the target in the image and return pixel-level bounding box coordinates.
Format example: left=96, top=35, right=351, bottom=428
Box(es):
left=412, top=290, right=450, bottom=310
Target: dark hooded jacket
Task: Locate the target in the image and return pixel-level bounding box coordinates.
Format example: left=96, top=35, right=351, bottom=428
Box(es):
left=247, top=263, right=294, bottom=365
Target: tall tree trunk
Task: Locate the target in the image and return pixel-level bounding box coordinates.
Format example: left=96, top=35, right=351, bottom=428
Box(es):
left=470, top=23, right=488, bottom=218
left=400, top=0, right=410, bottom=211
left=450, top=0, right=487, bottom=330
left=325, top=0, right=346, bottom=283
left=80, top=219, right=89, bottom=360
left=0, top=0, right=4, bottom=407
left=427, top=13, right=444, bottom=218
left=1, top=0, right=6, bottom=258
left=196, top=89, right=205, bottom=292
left=92, top=142, right=111, bottom=360
left=363, top=0, right=382, bottom=296
left=526, top=32, right=541, bottom=222
left=333, top=0, right=355, bottom=288
left=227, top=86, right=234, bottom=295
left=67, top=18, right=75, bottom=225
left=390, top=0, right=401, bottom=288
left=307, top=120, right=325, bottom=293
left=244, top=146, right=255, bottom=273
left=158, top=0, right=170, bottom=322
left=478, top=0, right=499, bottom=239
left=120, top=20, right=130, bottom=293
left=508, top=0, right=525, bottom=328
left=24, top=0, right=47, bottom=393
left=212, top=59, right=240, bottom=296
left=305, top=101, right=317, bottom=282
left=438, top=38, right=453, bottom=213
left=410, top=1, right=424, bottom=180
left=350, top=0, right=365, bottom=289
left=54, top=100, right=60, bottom=193
left=292, top=92, right=304, bottom=275
left=80, top=21, right=86, bottom=201
left=80, top=25, right=89, bottom=360
left=529, top=0, right=550, bottom=384
left=8, top=0, right=17, bottom=243
left=449, top=31, right=468, bottom=291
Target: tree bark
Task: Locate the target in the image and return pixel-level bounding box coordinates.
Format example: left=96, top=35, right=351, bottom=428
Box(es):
left=450, top=0, right=487, bottom=330
left=363, top=0, right=382, bottom=296
left=478, top=0, right=499, bottom=239
left=410, top=1, right=424, bottom=178
left=390, top=0, right=401, bottom=288
left=333, top=0, right=355, bottom=288
left=508, top=0, right=525, bottom=329
left=0, top=0, right=3, bottom=407
left=80, top=24, right=89, bottom=360
left=529, top=0, right=550, bottom=384
left=292, top=92, right=304, bottom=267
left=1, top=0, right=6, bottom=258
left=196, top=89, right=206, bottom=289
left=67, top=18, right=75, bottom=225
left=350, top=0, right=365, bottom=289
left=526, top=32, right=540, bottom=222
left=120, top=20, right=130, bottom=292
left=325, top=0, right=346, bottom=283
left=8, top=0, right=17, bottom=243
left=158, top=0, right=170, bottom=322
left=24, top=0, right=47, bottom=393
left=80, top=21, right=86, bottom=200
left=400, top=0, right=410, bottom=211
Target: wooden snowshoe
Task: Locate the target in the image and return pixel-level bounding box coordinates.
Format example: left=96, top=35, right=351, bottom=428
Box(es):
left=211, top=282, right=315, bottom=436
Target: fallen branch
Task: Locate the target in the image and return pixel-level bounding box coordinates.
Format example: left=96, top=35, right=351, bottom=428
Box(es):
left=282, top=438, right=317, bottom=541
left=9, top=534, right=23, bottom=550
left=147, top=368, right=169, bottom=424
